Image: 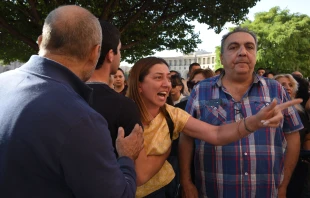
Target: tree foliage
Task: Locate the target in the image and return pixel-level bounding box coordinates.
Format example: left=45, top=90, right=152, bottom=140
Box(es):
left=0, top=0, right=260, bottom=64
left=241, top=7, right=310, bottom=77
left=214, top=46, right=223, bottom=69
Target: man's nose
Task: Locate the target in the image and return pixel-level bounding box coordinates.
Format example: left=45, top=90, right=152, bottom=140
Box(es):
left=238, top=46, right=247, bottom=56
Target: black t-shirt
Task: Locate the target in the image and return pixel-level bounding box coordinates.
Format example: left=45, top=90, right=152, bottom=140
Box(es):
left=87, top=82, right=142, bottom=157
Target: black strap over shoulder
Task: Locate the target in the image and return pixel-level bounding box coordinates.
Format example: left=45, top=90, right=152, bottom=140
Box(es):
left=165, top=110, right=174, bottom=140
left=163, top=107, right=181, bottom=198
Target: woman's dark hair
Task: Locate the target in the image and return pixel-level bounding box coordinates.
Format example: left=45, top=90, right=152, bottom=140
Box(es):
left=293, top=74, right=310, bottom=108
left=171, top=74, right=184, bottom=94
left=187, top=69, right=215, bottom=91
left=128, top=57, right=170, bottom=123
left=170, top=70, right=181, bottom=77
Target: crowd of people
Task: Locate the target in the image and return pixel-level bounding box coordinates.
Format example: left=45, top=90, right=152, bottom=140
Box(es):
left=0, top=5, right=310, bottom=198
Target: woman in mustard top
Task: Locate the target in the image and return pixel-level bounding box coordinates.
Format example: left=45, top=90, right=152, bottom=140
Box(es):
left=127, top=57, right=301, bottom=198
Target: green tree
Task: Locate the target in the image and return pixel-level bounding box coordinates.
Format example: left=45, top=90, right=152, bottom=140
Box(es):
left=241, top=7, right=310, bottom=77
left=214, top=46, right=223, bottom=69
left=0, top=0, right=259, bottom=64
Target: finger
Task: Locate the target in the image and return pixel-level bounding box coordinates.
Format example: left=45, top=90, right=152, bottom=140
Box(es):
left=262, top=112, right=283, bottom=127
left=277, top=98, right=302, bottom=111
left=117, top=127, right=125, bottom=139
left=132, top=124, right=140, bottom=134
left=262, top=98, right=277, bottom=112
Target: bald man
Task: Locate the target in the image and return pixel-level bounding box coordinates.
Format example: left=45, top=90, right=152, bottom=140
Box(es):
left=0, top=5, right=143, bottom=198
left=292, top=71, right=303, bottom=78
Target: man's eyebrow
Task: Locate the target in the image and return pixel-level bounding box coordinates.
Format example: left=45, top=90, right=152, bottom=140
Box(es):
left=245, top=42, right=255, bottom=45
left=226, top=41, right=255, bottom=46
left=226, top=42, right=239, bottom=46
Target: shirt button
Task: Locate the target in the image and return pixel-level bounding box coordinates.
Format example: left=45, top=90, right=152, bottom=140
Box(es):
left=245, top=172, right=248, bottom=176
left=244, top=152, right=247, bottom=156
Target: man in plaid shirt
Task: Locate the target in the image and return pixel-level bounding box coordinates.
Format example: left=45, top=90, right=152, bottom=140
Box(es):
left=179, top=27, right=303, bottom=198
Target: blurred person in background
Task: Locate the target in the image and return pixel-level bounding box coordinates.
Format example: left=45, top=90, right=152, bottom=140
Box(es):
left=274, top=74, right=310, bottom=198
left=114, top=67, right=128, bottom=95
left=256, top=67, right=266, bottom=76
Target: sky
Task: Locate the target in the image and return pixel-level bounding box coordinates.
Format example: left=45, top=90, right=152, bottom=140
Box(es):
left=153, top=0, right=310, bottom=57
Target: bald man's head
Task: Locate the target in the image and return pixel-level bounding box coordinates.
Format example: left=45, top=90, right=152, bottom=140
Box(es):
left=292, top=71, right=303, bottom=78
left=39, top=5, right=102, bottom=60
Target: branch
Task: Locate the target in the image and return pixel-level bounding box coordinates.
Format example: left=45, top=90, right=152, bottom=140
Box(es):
left=100, top=0, right=114, bottom=20
left=119, top=0, right=149, bottom=34
left=28, top=0, right=41, bottom=24
left=122, top=3, right=187, bottom=50
left=122, top=40, right=143, bottom=50
left=11, top=2, right=42, bottom=28
left=0, top=16, right=38, bottom=50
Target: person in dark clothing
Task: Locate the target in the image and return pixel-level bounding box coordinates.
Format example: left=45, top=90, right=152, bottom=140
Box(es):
left=292, top=74, right=310, bottom=198
left=87, top=20, right=142, bottom=157
left=274, top=74, right=310, bottom=198
left=0, top=5, right=143, bottom=198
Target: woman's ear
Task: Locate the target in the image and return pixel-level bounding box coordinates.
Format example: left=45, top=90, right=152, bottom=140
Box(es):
left=138, top=82, right=142, bottom=93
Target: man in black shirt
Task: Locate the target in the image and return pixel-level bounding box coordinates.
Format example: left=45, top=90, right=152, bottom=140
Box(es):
left=87, top=20, right=142, bottom=156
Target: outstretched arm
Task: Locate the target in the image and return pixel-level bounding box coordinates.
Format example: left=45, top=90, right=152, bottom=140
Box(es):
left=182, top=98, right=302, bottom=145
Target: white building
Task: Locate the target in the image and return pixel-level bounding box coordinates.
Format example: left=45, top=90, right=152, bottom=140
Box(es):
left=162, top=50, right=216, bottom=78
left=0, top=61, right=23, bottom=73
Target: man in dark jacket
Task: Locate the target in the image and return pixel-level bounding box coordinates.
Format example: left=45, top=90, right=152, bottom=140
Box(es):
left=0, top=5, right=143, bottom=198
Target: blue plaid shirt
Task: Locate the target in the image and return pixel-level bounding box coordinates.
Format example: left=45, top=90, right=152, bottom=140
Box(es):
left=185, top=74, right=303, bottom=198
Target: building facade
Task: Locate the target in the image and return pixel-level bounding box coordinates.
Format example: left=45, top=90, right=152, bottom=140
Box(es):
left=162, top=50, right=216, bottom=78
left=0, top=61, right=23, bottom=73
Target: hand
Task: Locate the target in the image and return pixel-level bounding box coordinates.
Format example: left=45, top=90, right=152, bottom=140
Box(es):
left=116, top=124, right=144, bottom=160
left=181, top=181, right=198, bottom=198
left=255, top=98, right=302, bottom=128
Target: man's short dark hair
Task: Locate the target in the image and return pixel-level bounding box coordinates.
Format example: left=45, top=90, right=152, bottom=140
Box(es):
left=215, top=68, right=224, bottom=74
left=189, top=63, right=200, bottom=73
left=96, top=20, right=121, bottom=69
left=220, top=27, right=258, bottom=54
left=256, top=68, right=265, bottom=72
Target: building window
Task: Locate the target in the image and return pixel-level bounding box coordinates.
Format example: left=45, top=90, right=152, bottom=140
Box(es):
left=207, top=58, right=210, bottom=64
left=203, top=58, right=205, bottom=64
left=212, top=57, right=215, bottom=64
left=184, top=67, right=186, bottom=70
left=198, top=58, right=201, bottom=64
left=189, top=59, right=192, bottom=64
left=174, top=60, right=177, bottom=66
left=169, top=60, right=172, bottom=66
left=179, top=60, right=182, bottom=66
left=184, top=59, right=187, bottom=66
